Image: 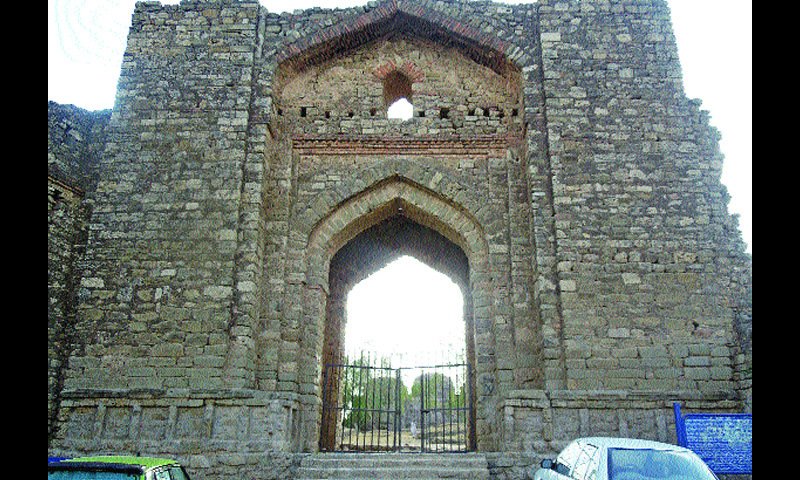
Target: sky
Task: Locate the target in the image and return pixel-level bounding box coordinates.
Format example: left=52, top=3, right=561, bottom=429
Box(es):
left=346, top=255, right=465, bottom=379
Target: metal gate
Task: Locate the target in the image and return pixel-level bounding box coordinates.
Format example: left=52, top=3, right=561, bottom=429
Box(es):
left=320, top=358, right=474, bottom=452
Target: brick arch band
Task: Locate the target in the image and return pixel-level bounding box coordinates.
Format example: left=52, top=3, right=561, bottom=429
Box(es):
left=276, top=0, right=529, bottom=78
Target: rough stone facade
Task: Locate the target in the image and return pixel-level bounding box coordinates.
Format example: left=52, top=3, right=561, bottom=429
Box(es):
left=48, top=0, right=752, bottom=478
left=48, top=101, right=110, bottom=441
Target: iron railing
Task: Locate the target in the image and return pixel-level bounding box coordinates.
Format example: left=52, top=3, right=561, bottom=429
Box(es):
left=320, top=358, right=473, bottom=452
left=418, top=362, right=471, bottom=453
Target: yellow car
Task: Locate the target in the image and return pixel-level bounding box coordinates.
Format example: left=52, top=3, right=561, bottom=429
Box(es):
left=48, top=456, right=191, bottom=480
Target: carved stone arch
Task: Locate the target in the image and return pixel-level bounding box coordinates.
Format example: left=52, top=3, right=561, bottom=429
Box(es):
left=296, top=174, right=498, bottom=452
left=305, top=174, right=488, bottom=288
left=295, top=160, right=494, bottom=260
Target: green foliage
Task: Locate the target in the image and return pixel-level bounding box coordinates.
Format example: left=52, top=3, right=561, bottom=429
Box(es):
left=410, top=372, right=458, bottom=408
left=337, top=353, right=467, bottom=432
left=341, top=353, right=409, bottom=431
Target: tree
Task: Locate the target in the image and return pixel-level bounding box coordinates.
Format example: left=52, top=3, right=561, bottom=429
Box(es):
left=409, top=372, right=457, bottom=426
left=340, top=353, right=408, bottom=432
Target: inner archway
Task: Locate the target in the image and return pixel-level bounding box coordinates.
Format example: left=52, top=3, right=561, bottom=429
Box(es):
left=320, top=214, right=477, bottom=452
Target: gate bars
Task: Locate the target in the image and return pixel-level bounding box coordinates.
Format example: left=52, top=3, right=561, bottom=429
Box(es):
left=417, top=362, right=472, bottom=453
left=320, top=361, right=399, bottom=452
left=320, top=355, right=474, bottom=452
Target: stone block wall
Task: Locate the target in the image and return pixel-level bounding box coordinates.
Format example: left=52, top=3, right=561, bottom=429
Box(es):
left=48, top=102, right=109, bottom=190
left=65, top=0, right=263, bottom=393
left=48, top=102, right=110, bottom=444
left=49, top=177, right=87, bottom=443
left=536, top=0, right=751, bottom=393
left=53, top=389, right=300, bottom=475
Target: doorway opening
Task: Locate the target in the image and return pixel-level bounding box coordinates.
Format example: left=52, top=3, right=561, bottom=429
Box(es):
left=319, top=215, right=477, bottom=453
left=346, top=255, right=464, bottom=366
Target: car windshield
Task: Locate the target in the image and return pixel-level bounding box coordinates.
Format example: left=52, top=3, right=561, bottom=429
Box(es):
left=49, top=473, right=139, bottom=480
left=608, top=448, right=718, bottom=480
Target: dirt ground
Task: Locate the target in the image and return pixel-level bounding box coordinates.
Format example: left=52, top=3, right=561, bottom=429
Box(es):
left=337, top=426, right=468, bottom=452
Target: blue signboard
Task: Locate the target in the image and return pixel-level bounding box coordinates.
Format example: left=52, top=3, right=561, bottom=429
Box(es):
left=673, top=403, right=752, bottom=474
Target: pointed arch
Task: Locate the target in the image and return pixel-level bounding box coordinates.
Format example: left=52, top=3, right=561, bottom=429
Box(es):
left=294, top=174, right=496, bottom=452
left=305, top=175, right=488, bottom=290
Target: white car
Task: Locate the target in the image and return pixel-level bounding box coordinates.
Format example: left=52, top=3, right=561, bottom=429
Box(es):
left=532, top=437, right=719, bottom=480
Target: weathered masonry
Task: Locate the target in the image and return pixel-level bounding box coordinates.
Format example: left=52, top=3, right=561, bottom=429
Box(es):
left=48, top=0, right=752, bottom=478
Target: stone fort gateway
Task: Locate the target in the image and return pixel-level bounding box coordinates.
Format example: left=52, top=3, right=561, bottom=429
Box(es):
left=47, top=0, right=752, bottom=478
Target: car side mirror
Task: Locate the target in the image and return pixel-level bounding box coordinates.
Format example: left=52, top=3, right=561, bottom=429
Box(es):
left=540, top=459, right=554, bottom=469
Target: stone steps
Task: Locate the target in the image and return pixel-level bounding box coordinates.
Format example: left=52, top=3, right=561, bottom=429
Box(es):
left=295, top=452, right=490, bottom=480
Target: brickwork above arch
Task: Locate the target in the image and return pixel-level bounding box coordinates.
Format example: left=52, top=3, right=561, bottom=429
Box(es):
left=274, top=34, right=524, bottom=136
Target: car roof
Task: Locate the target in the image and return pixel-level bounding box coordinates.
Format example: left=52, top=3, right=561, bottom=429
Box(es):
left=60, top=456, right=181, bottom=469
left=573, top=437, right=695, bottom=452
left=49, top=461, right=145, bottom=474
